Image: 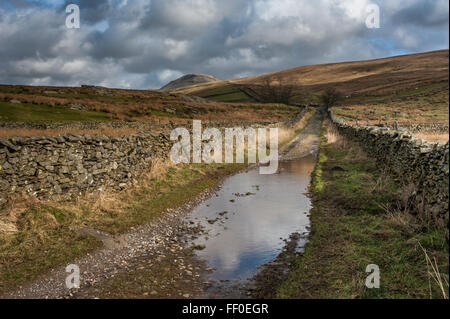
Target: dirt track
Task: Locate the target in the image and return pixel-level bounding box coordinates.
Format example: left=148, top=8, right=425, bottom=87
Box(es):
left=281, top=113, right=322, bottom=160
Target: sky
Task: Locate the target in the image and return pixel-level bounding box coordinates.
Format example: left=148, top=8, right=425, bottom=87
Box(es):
left=0, top=0, right=448, bottom=89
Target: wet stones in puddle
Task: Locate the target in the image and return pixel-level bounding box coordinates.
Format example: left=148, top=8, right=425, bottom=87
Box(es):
left=233, top=192, right=256, bottom=197
left=207, top=218, right=219, bottom=224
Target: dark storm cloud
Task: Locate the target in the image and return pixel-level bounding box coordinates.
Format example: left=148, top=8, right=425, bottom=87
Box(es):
left=0, top=0, right=448, bottom=89
left=389, top=0, right=449, bottom=28
left=61, top=0, right=113, bottom=23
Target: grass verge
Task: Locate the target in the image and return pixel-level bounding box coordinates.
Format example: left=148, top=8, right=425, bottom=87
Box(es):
left=277, top=120, right=449, bottom=299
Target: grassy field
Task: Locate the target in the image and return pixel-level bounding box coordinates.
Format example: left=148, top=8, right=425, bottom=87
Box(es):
left=182, top=83, right=254, bottom=102
left=277, top=120, right=449, bottom=299
left=0, top=85, right=296, bottom=124
left=0, top=101, right=113, bottom=122
left=332, top=87, right=449, bottom=142
left=332, top=88, right=449, bottom=126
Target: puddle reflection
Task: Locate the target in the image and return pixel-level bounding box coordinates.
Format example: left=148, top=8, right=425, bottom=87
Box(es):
left=189, top=156, right=316, bottom=281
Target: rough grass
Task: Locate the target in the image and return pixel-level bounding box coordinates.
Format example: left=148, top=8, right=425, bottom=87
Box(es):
left=0, top=85, right=297, bottom=123
left=332, top=88, right=449, bottom=126
left=277, top=120, right=449, bottom=299
left=0, top=207, right=102, bottom=293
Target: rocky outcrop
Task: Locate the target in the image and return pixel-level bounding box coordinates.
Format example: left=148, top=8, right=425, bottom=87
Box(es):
left=329, top=110, right=449, bottom=224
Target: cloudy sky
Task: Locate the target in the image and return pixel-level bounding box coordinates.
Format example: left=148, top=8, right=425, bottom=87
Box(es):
left=0, top=0, right=448, bottom=89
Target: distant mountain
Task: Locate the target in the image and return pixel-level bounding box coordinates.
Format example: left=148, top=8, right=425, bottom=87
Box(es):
left=160, top=73, right=219, bottom=91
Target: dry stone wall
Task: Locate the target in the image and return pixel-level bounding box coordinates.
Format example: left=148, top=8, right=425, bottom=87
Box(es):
left=0, top=120, right=273, bottom=131
left=0, top=112, right=302, bottom=206
left=329, top=110, right=449, bottom=223
left=386, top=123, right=449, bottom=133
left=0, top=131, right=172, bottom=206
left=0, top=121, right=167, bottom=131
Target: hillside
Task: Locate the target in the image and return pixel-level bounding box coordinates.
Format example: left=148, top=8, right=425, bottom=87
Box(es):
left=173, top=50, right=449, bottom=105
left=160, top=74, right=219, bottom=92
left=0, top=84, right=297, bottom=128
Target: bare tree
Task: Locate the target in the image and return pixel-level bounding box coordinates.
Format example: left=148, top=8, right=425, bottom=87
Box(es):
left=321, top=87, right=342, bottom=109
left=256, top=75, right=297, bottom=105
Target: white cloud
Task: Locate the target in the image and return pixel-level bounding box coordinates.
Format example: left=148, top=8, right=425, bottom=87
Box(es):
left=158, top=69, right=183, bottom=83
left=164, top=39, right=190, bottom=60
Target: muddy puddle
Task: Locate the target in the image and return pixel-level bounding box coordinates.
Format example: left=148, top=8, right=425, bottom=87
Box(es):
left=186, top=154, right=317, bottom=296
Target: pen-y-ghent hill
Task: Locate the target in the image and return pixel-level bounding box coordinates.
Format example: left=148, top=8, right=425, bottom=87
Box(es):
left=0, top=49, right=448, bottom=299
left=159, top=74, right=220, bottom=92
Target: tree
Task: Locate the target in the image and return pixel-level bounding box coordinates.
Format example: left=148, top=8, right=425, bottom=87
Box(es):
left=321, top=87, right=342, bottom=109
left=256, top=75, right=297, bottom=105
